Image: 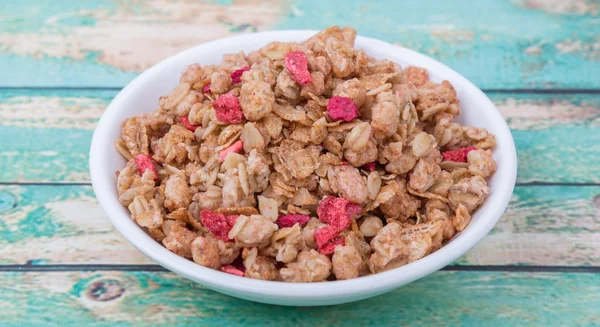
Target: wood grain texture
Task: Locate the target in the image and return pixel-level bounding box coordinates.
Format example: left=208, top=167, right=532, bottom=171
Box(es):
left=0, top=0, right=599, bottom=88
left=1, top=0, right=599, bottom=322
left=1, top=184, right=598, bottom=266
left=1, top=90, right=598, bottom=183
left=1, top=270, right=599, bottom=326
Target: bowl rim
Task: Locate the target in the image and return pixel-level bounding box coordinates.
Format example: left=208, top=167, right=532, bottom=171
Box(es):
left=90, top=30, right=517, bottom=301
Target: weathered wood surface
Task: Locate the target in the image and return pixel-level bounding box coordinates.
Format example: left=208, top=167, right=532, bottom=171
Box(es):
left=1, top=270, right=599, bottom=326
left=1, top=0, right=599, bottom=324
left=1, top=184, right=598, bottom=266
left=1, top=90, right=598, bottom=183
left=0, top=0, right=599, bottom=89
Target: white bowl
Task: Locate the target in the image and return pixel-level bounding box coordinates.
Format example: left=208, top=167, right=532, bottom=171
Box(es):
left=90, top=30, right=517, bottom=306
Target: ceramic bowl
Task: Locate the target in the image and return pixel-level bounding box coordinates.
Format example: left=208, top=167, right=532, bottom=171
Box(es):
left=89, top=30, right=517, bottom=306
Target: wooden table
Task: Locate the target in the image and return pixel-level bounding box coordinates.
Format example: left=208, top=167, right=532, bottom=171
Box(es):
left=1, top=1, right=599, bottom=326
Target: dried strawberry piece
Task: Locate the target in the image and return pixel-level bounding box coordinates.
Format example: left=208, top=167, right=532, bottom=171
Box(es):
left=362, top=162, right=376, bottom=172
left=202, top=83, right=211, bottom=94
left=284, top=50, right=312, bottom=85
left=230, top=66, right=250, bottom=84
left=327, top=96, right=359, bottom=121
left=218, top=140, right=244, bottom=162
left=134, top=154, right=158, bottom=181
left=200, top=210, right=236, bottom=241
left=441, top=146, right=476, bottom=163
left=314, top=225, right=340, bottom=248
left=220, top=265, right=245, bottom=276
left=317, top=196, right=361, bottom=230
left=318, top=237, right=345, bottom=255
left=226, top=214, right=239, bottom=227
left=213, top=94, right=243, bottom=124
left=178, top=117, right=198, bottom=132
left=276, top=214, right=311, bottom=228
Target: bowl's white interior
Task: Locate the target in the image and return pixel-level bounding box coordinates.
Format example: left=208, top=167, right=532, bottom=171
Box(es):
left=90, top=30, right=517, bottom=306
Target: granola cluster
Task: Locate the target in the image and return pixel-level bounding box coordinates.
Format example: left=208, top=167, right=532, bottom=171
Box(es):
left=115, top=26, right=497, bottom=282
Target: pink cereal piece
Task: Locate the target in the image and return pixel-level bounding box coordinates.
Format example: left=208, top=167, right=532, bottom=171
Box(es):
left=284, top=50, right=312, bottom=85
left=178, top=117, right=198, bottom=132
left=442, top=146, right=476, bottom=163
left=275, top=214, right=311, bottom=228
left=134, top=154, right=158, bottom=181
left=202, top=83, right=212, bottom=94
left=200, top=210, right=235, bottom=241
left=218, top=140, right=244, bottom=162
left=314, top=225, right=340, bottom=248
left=230, top=66, right=251, bottom=84
left=220, top=265, right=245, bottom=276
left=327, top=96, right=359, bottom=121
left=318, top=237, right=345, bottom=255
left=317, top=196, right=360, bottom=230
left=362, top=162, right=376, bottom=172
left=213, top=94, right=244, bottom=124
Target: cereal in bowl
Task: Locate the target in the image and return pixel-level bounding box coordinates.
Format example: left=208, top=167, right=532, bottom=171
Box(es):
left=115, top=26, right=497, bottom=282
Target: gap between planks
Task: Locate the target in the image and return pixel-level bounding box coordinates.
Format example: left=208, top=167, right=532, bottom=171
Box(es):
left=1, top=264, right=599, bottom=273
left=3, top=86, right=600, bottom=94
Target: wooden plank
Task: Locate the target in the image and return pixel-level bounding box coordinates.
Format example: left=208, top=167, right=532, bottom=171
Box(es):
left=490, top=93, right=600, bottom=184
left=0, top=1, right=599, bottom=89
left=0, top=270, right=598, bottom=326
left=1, top=90, right=598, bottom=183
left=0, top=185, right=149, bottom=265
left=1, top=184, right=598, bottom=266
left=454, top=185, right=600, bottom=266
left=0, top=89, right=112, bottom=182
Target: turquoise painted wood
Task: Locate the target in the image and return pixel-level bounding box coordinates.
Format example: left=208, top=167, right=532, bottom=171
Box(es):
left=0, top=0, right=599, bottom=88
left=1, top=90, right=598, bottom=183
left=1, top=271, right=599, bottom=326
left=1, top=1, right=599, bottom=325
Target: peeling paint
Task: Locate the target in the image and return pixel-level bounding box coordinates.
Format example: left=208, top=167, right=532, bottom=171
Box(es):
left=498, top=98, right=600, bottom=130
left=0, top=96, right=106, bottom=130
left=430, top=28, right=475, bottom=44
left=555, top=37, right=600, bottom=60
left=511, top=0, right=599, bottom=15
left=0, top=0, right=288, bottom=72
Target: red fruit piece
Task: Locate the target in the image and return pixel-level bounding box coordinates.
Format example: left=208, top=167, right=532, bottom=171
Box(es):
left=220, top=265, right=245, bottom=276
left=178, top=117, right=198, bottom=132
left=276, top=214, right=311, bottom=228
left=362, top=162, right=376, bottom=172
left=213, top=94, right=243, bottom=124
left=284, top=50, right=312, bottom=85
left=314, top=225, right=340, bottom=248
left=327, top=96, right=359, bottom=121
left=318, top=237, right=345, bottom=255
left=218, top=140, right=244, bottom=162
left=202, top=83, right=211, bottom=94
left=441, top=146, right=476, bottom=163
left=230, top=66, right=250, bottom=84
left=226, top=214, right=238, bottom=227
left=200, top=210, right=237, bottom=241
left=134, top=154, right=158, bottom=181
left=317, top=196, right=361, bottom=230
